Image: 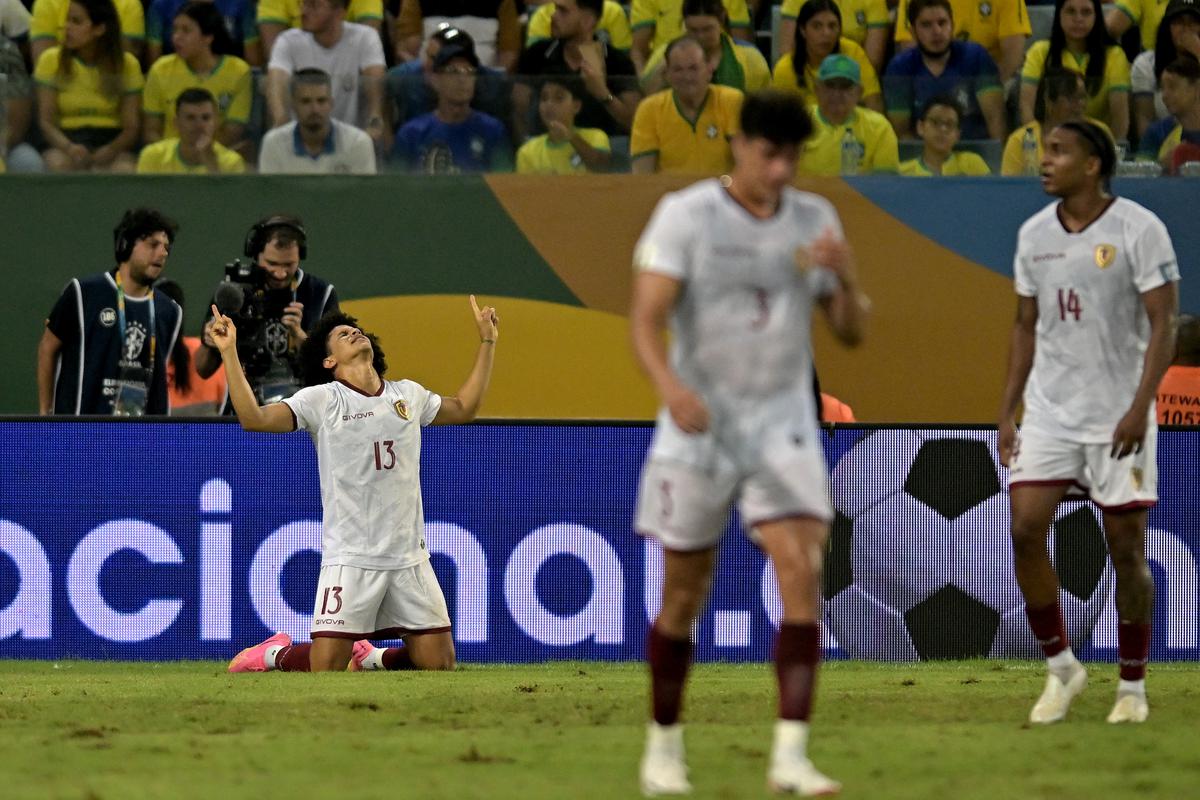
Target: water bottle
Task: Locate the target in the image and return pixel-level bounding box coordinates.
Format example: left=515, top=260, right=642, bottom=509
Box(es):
left=1021, top=127, right=1039, bottom=176
left=840, top=128, right=860, bottom=176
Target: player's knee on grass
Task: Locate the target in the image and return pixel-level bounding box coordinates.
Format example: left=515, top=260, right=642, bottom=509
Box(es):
left=406, top=633, right=456, bottom=670
left=310, top=637, right=354, bottom=672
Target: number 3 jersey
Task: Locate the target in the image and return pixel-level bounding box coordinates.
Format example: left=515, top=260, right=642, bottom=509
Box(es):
left=283, top=379, right=442, bottom=569
left=634, top=179, right=843, bottom=464
left=1014, top=197, right=1180, bottom=443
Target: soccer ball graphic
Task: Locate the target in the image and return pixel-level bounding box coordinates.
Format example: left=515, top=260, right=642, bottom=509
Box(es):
left=825, top=430, right=1115, bottom=660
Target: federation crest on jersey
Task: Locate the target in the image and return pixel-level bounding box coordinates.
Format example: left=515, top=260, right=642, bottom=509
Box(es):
left=706, top=124, right=718, bottom=139
left=979, top=1, right=992, bottom=17
left=855, top=10, right=866, bottom=25
left=1094, top=243, right=1117, bottom=269
left=394, top=398, right=410, bottom=420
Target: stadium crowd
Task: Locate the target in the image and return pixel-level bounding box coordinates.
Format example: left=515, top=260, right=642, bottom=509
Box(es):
left=1, top=0, right=1198, bottom=175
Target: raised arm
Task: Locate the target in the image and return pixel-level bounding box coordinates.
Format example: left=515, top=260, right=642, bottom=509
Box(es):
left=432, top=295, right=499, bottom=425
left=997, top=294, right=1038, bottom=466
left=208, top=305, right=296, bottom=432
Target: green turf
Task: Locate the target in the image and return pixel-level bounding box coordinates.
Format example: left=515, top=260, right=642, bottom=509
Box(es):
left=0, top=660, right=1196, bottom=799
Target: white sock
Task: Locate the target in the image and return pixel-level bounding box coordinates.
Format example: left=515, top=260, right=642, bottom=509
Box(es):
left=263, top=645, right=284, bottom=670
left=646, top=722, right=684, bottom=757
left=772, top=719, right=810, bottom=760
left=1117, top=679, right=1146, bottom=697
left=1047, top=648, right=1079, bottom=679
left=361, top=646, right=385, bottom=671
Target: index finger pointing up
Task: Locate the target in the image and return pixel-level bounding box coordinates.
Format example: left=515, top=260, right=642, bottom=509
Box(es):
left=470, top=294, right=481, bottom=316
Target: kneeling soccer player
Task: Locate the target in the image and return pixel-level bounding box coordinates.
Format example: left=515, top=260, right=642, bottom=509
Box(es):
left=212, top=298, right=499, bottom=673
left=629, top=89, right=871, bottom=796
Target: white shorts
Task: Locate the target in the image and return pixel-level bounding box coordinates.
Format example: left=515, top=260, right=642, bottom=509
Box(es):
left=311, top=559, right=452, bottom=639
left=634, top=443, right=833, bottom=551
left=1008, top=428, right=1158, bottom=512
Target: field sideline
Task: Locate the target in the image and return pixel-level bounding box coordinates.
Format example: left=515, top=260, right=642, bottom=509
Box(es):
left=1, top=660, right=1196, bottom=799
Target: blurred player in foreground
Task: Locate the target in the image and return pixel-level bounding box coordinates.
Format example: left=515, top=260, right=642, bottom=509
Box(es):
left=212, top=298, right=499, bottom=673
left=629, top=89, right=871, bottom=796
left=998, top=120, right=1180, bottom=725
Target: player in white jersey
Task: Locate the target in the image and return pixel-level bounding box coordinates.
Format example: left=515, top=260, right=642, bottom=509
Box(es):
left=211, top=297, right=499, bottom=673
left=630, top=90, right=871, bottom=797
left=998, top=120, right=1180, bottom=726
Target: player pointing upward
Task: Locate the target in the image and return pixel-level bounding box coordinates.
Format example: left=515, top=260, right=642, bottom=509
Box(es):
left=630, top=90, right=870, bottom=796
left=998, top=120, right=1180, bottom=725
left=212, top=296, right=499, bottom=673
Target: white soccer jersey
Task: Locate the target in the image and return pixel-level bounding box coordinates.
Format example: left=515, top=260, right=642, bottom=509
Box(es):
left=283, top=378, right=442, bottom=569
left=634, top=179, right=841, bottom=439
left=1014, top=197, right=1180, bottom=443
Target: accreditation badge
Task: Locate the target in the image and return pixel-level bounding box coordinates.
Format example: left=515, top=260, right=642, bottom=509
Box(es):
left=112, top=366, right=149, bottom=416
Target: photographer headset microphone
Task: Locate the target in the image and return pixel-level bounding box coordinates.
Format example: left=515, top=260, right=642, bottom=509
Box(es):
left=214, top=282, right=246, bottom=317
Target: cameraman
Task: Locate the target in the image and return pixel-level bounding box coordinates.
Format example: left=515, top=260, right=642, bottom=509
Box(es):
left=195, top=216, right=339, bottom=410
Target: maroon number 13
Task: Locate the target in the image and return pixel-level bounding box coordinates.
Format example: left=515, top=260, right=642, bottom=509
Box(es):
left=373, top=440, right=396, bottom=470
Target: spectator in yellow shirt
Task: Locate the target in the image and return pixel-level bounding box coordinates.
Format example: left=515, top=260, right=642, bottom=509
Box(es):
left=137, top=87, right=247, bottom=173
left=35, top=0, right=142, bottom=172
left=516, top=75, right=612, bottom=173
left=1106, top=0, right=1181, bottom=54
left=631, top=0, right=751, bottom=76
left=142, top=3, right=253, bottom=156
left=632, top=35, right=743, bottom=173
left=779, top=0, right=890, bottom=74
left=893, top=0, right=1030, bottom=82
left=1002, top=69, right=1113, bottom=174
left=771, top=0, right=883, bottom=113
left=30, top=0, right=144, bottom=62
left=898, top=94, right=991, bottom=175
left=640, top=0, right=769, bottom=94
left=799, top=53, right=898, bottom=174
left=1019, top=0, right=1130, bottom=141
left=258, top=0, right=382, bottom=61
left=526, top=0, right=632, bottom=52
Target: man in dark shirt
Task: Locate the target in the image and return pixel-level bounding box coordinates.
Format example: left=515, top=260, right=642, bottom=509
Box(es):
left=513, top=0, right=640, bottom=140
left=37, top=208, right=183, bottom=415
left=194, top=215, right=340, bottom=409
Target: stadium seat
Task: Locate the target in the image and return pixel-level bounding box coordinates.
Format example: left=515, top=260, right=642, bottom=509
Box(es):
left=1028, top=5, right=1055, bottom=48
left=772, top=5, right=783, bottom=69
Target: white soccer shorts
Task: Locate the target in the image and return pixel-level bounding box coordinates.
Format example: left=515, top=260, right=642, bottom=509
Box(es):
left=634, top=442, right=833, bottom=551
left=311, top=559, right=452, bottom=639
left=1008, top=428, right=1158, bottom=512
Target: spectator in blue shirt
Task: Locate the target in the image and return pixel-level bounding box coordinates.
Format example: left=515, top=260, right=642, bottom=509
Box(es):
left=391, top=42, right=512, bottom=172
left=884, top=0, right=1007, bottom=140
left=386, top=23, right=511, bottom=129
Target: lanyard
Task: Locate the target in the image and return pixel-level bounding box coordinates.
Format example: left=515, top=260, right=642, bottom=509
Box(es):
left=115, top=271, right=156, bottom=373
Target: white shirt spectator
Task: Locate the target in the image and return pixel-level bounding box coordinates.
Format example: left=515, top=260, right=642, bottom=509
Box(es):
left=259, top=118, right=378, bottom=174
left=268, top=22, right=385, bottom=127
left=1, top=0, right=32, bottom=39
left=1131, top=50, right=1169, bottom=123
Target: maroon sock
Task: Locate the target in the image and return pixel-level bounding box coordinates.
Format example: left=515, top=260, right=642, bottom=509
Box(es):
left=648, top=625, right=692, bottom=726
left=775, top=622, right=821, bottom=721
left=1118, top=622, right=1151, bottom=681
left=1025, top=601, right=1069, bottom=658
left=275, top=643, right=311, bottom=672
left=381, top=646, right=415, bottom=671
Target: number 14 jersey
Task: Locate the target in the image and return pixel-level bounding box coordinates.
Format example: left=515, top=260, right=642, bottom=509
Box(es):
left=284, top=379, right=442, bottom=570
left=1014, top=197, right=1179, bottom=443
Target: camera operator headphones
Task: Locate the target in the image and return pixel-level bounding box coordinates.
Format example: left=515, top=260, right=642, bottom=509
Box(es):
left=113, top=212, right=137, bottom=263
left=244, top=216, right=308, bottom=261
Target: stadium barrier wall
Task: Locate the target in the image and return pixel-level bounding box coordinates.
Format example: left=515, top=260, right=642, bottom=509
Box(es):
left=1, top=421, right=1196, bottom=662
left=3, top=175, right=1198, bottom=421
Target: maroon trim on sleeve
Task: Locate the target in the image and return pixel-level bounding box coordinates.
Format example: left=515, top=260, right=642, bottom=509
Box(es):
left=284, top=402, right=299, bottom=431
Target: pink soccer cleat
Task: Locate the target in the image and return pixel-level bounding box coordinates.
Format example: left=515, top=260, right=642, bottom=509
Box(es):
left=228, top=632, right=291, bottom=673
left=347, top=640, right=376, bottom=672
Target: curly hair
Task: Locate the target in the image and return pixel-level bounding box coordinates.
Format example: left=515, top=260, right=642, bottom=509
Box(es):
left=298, top=312, right=388, bottom=388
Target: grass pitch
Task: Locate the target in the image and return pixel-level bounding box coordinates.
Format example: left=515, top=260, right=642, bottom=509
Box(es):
left=0, top=659, right=1196, bottom=800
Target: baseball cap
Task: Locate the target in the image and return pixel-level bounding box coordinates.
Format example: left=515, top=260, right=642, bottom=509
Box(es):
left=818, top=54, right=861, bottom=86
left=433, top=43, right=481, bottom=71
left=1164, top=0, right=1200, bottom=21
